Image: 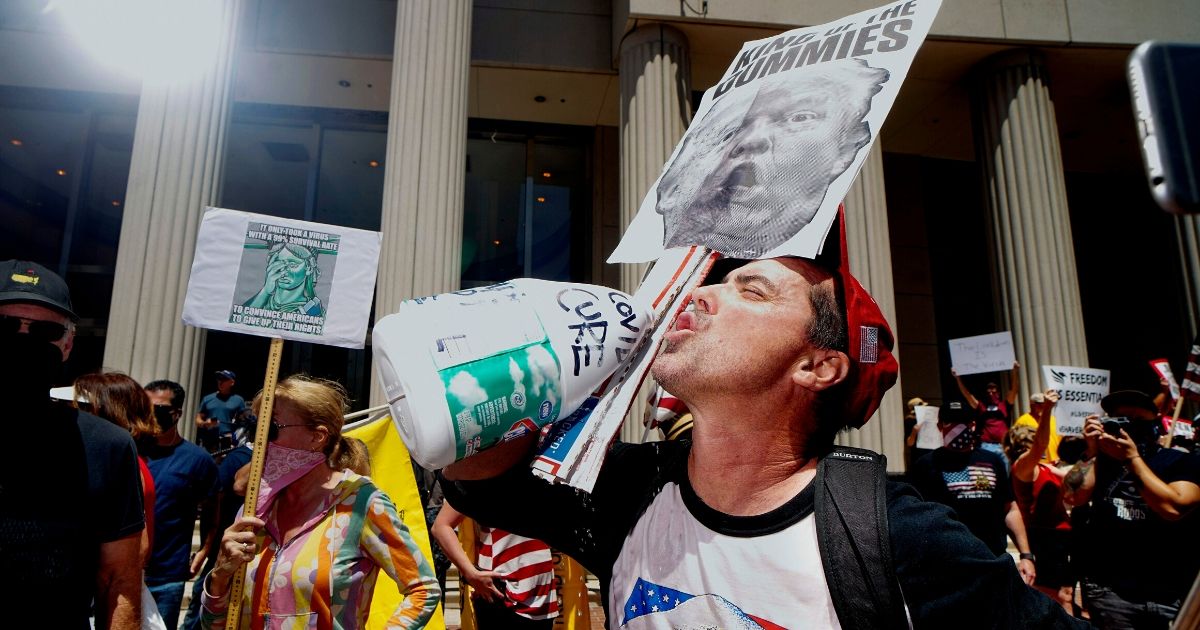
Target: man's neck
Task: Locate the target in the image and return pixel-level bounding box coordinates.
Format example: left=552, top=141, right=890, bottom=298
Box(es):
left=685, top=399, right=820, bottom=517
left=155, top=427, right=183, bottom=447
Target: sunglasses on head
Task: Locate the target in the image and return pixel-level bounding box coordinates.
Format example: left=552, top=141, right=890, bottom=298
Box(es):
left=268, top=420, right=309, bottom=441
left=0, top=315, right=68, bottom=343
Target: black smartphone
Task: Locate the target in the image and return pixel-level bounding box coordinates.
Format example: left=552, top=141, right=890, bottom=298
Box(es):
left=1128, top=42, right=1200, bottom=214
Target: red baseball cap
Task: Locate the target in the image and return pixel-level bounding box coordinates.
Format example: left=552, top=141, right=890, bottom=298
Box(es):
left=829, top=205, right=899, bottom=427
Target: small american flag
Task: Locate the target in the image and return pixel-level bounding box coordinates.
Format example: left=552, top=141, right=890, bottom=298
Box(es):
left=1182, top=334, right=1200, bottom=402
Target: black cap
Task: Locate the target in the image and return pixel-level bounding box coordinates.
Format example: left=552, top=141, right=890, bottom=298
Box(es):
left=0, top=260, right=77, bottom=321
left=215, top=370, right=237, bottom=381
left=1100, top=390, right=1157, bottom=416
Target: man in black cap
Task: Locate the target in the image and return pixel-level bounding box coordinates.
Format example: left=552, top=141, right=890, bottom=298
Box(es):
left=1064, top=389, right=1200, bottom=629
left=0, top=260, right=144, bottom=629
left=194, top=369, right=245, bottom=453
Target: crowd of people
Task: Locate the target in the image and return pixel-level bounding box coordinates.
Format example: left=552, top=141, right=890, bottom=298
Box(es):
left=3, top=223, right=1199, bottom=630
left=0, top=260, right=439, bottom=630
left=904, top=363, right=1200, bottom=629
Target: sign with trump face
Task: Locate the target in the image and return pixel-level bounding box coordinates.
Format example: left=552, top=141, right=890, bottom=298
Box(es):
left=610, top=0, right=942, bottom=263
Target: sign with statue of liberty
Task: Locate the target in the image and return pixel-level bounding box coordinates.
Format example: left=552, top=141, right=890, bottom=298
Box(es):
left=183, top=207, right=381, bottom=349
left=231, top=222, right=338, bottom=332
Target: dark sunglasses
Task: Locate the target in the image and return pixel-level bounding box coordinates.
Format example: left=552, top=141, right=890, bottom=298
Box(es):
left=0, top=314, right=68, bottom=343
left=268, top=420, right=309, bottom=442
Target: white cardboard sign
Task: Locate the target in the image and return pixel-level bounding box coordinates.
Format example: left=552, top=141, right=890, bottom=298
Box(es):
left=1042, top=365, right=1111, bottom=436
left=182, top=207, right=381, bottom=349
left=948, top=332, right=1016, bottom=376
left=609, top=0, right=942, bottom=263
left=914, top=404, right=942, bottom=449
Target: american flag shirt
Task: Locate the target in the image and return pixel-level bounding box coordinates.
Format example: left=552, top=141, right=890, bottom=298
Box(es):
left=911, top=448, right=1013, bottom=555
left=609, top=477, right=837, bottom=629
left=476, top=526, right=559, bottom=620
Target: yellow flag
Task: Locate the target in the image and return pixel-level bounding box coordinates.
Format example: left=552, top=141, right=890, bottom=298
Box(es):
left=345, top=415, right=446, bottom=630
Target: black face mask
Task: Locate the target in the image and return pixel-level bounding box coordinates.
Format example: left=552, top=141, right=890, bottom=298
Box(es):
left=154, top=405, right=179, bottom=431
left=1, top=332, right=64, bottom=409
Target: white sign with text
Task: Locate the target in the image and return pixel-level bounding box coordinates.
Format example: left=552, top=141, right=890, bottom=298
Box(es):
left=1042, top=365, right=1111, bottom=436
left=948, top=332, right=1015, bottom=376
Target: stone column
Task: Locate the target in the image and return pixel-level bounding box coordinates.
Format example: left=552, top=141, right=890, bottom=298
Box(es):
left=370, top=0, right=472, bottom=405
left=103, top=0, right=242, bottom=435
left=834, top=144, right=906, bottom=469
left=973, top=50, right=1088, bottom=401
left=618, top=24, right=690, bottom=442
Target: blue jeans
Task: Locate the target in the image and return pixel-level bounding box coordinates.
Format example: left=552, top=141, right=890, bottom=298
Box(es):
left=181, top=572, right=208, bottom=630
left=147, top=581, right=186, bottom=630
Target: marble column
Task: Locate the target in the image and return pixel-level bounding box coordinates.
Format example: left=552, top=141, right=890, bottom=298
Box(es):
left=370, top=0, right=472, bottom=405
left=103, top=0, right=242, bottom=435
left=834, top=144, right=906, bottom=470
left=618, top=24, right=691, bottom=442
left=973, top=50, right=1089, bottom=401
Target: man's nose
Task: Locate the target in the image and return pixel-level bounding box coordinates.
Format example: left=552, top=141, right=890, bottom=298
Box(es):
left=688, top=284, right=719, bottom=315
left=730, top=123, right=770, bottom=158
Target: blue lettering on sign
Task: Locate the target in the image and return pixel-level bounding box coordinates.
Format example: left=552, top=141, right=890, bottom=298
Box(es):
left=539, top=400, right=553, bottom=420
left=540, top=397, right=599, bottom=458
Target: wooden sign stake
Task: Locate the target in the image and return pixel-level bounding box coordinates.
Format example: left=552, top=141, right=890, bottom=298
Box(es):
left=226, top=336, right=285, bottom=629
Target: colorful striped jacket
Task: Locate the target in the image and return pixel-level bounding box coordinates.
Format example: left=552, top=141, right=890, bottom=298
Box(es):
left=201, top=471, right=438, bottom=629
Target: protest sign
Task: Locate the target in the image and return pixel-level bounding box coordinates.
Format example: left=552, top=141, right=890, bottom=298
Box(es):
left=1149, top=358, right=1181, bottom=401
left=182, top=207, right=381, bottom=348
left=1043, top=365, right=1111, bottom=436
left=948, top=332, right=1016, bottom=376
left=914, top=404, right=942, bottom=449
left=610, top=0, right=942, bottom=263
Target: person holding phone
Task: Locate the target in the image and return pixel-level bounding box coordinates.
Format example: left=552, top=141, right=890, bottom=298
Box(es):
left=1063, top=390, right=1200, bottom=629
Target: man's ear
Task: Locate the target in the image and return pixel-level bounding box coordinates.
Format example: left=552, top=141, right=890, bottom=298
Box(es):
left=791, top=349, right=850, bottom=392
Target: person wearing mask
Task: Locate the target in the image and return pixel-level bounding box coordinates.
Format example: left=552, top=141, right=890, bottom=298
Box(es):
left=0, top=260, right=144, bottom=629
left=200, top=376, right=439, bottom=629
left=143, top=379, right=218, bottom=629
left=953, top=362, right=1020, bottom=465
left=1064, top=390, right=1200, bottom=629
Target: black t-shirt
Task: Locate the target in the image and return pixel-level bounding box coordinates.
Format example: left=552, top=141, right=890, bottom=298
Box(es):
left=0, top=404, right=145, bottom=628
left=1080, top=446, right=1200, bottom=603
left=910, top=447, right=1013, bottom=556
left=443, top=440, right=1085, bottom=629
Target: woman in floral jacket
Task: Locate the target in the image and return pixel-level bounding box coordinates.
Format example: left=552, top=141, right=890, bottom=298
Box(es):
left=201, top=376, right=438, bottom=629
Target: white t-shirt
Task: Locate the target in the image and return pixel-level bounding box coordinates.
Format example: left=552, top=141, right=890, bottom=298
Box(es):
left=609, top=478, right=842, bottom=629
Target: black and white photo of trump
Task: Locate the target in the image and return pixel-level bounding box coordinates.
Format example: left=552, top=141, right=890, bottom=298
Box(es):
left=655, top=59, right=889, bottom=258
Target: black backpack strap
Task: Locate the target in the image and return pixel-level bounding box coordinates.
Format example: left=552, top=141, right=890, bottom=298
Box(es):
left=815, top=446, right=910, bottom=630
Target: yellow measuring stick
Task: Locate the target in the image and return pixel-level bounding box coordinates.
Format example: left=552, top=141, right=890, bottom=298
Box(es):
left=226, top=336, right=285, bottom=629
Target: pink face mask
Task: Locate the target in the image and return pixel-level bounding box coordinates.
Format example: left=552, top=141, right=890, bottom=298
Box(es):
left=256, top=443, right=326, bottom=516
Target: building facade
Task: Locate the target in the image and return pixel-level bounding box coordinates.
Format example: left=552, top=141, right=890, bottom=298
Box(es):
left=3, top=0, right=1198, bottom=470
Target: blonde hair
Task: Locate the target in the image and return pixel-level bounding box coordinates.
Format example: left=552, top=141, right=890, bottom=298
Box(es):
left=74, top=372, right=158, bottom=441
left=253, top=375, right=368, bottom=474
left=1004, top=424, right=1037, bottom=463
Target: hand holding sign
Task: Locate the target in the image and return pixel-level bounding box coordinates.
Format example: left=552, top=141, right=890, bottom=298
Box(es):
left=948, top=332, right=1016, bottom=376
